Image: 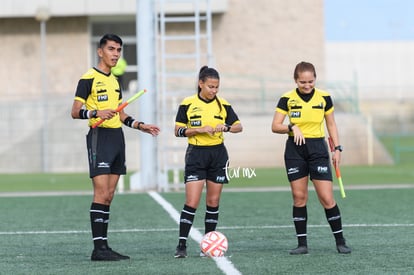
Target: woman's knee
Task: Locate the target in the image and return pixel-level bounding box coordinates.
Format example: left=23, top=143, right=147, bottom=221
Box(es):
left=205, top=190, right=221, bottom=206
left=319, top=198, right=336, bottom=209
left=94, top=191, right=114, bottom=205
left=292, top=191, right=308, bottom=206
left=106, top=191, right=115, bottom=203
left=206, top=197, right=220, bottom=207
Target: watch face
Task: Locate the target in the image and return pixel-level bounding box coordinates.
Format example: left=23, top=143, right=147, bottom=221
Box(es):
left=336, top=145, right=343, bottom=152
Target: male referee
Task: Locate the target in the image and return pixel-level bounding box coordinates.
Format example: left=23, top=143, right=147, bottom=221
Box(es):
left=71, top=34, right=160, bottom=261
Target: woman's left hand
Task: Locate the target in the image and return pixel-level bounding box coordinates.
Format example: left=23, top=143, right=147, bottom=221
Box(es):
left=332, top=150, right=341, bottom=167
left=215, top=124, right=230, bottom=133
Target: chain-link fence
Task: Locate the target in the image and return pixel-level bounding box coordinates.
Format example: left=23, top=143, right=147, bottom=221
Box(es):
left=2, top=78, right=412, bottom=174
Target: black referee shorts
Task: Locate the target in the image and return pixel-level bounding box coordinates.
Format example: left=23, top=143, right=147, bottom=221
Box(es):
left=86, top=127, right=127, bottom=178
left=184, top=143, right=229, bottom=184
left=284, top=137, right=333, bottom=182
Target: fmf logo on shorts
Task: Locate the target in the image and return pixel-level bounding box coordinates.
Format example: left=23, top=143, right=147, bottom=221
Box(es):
left=216, top=176, right=226, bottom=182
left=98, top=94, right=108, bottom=102
left=317, top=166, right=329, bottom=173
left=290, top=111, right=301, bottom=118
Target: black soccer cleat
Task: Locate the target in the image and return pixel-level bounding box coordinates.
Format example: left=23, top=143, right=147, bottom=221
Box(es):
left=107, top=247, right=130, bottom=260
left=91, top=248, right=120, bottom=261
left=174, top=244, right=187, bottom=258
left=289, top=245, right=309, bottom=255
left=336, top=244, right=352, bottom=254
left=336, top=239, right=351, bottom=254
left=91, top=247, right=130, bottom=261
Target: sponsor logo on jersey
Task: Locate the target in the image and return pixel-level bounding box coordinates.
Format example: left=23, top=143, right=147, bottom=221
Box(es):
left=290, top=111, right=301, bottom=118
left=191, top=107, right=202, bottom=113
left=288, top=99, right=301, bottom=109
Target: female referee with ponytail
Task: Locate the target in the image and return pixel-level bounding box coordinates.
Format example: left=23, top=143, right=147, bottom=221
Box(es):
left=271, top=61, right=351, bottom=255
left=174, top=66, right=243, bottom=258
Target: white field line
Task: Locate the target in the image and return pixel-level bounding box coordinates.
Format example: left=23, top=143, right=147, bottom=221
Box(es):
left=147, top=191, right=242, bottom=275
left=1, top=223, right=413, bottom=236
left=0, top=223, right=414, bottom=237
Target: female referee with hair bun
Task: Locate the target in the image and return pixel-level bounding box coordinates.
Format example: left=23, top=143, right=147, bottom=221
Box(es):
left=271, top=61, right=351, bottom=255
left=174, top=66, right=243, bottom=258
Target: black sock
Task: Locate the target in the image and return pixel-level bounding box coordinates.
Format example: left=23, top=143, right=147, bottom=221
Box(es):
left=204, top=205, right=219, bottom=234
left=293, top=206, right=307, bottom=247
left=178, top=204, right=196, bottom=247
left=90, top=202, right=107, bottom=250
left=102, top=205, right=110, bottom=249
left=325, top=204, right=345, bottom=244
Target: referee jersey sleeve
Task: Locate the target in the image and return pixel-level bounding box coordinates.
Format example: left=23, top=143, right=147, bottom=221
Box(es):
left=323, top=95, right=334, bottom=113
left=224, top=105, right=240, bottom=125
left=175, top=104, right=190, bottom=126
left=74, top=78, right=93, bottom=102
left=275, top=96, right=289, bottom=114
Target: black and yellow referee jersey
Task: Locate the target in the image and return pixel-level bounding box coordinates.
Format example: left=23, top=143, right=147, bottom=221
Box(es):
left=276, top=88, right=334, bottom=138
left=74, top=67, right=123, bottom=128
left=175, top=93, right=241, bottom=146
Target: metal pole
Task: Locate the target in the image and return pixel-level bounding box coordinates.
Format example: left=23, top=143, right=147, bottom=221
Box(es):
left=206, top=0, right=213, bottom=66
left=36, top=7, right=50, bottom=173
left=132, top=0, right=157, bottom=190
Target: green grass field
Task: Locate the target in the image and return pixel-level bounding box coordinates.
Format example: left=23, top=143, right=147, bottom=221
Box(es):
left=1, top=161, right=414, bottom=193
left=379, top=134, right=414, bottom=164
left=1, top=132, right=413, bottom=192
left=0, top=136, right=413, bottom=274
left=0, top=188, right=413, bottom=274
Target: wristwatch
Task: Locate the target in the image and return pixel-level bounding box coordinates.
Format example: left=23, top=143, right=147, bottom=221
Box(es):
left=334, top=145, right=343, bottom=152
left=90, top=110, right=98, bottom=118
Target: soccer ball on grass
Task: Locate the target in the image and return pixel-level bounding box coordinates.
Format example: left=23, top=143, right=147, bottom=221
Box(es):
left=200, top=231, right=228, bottom=257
